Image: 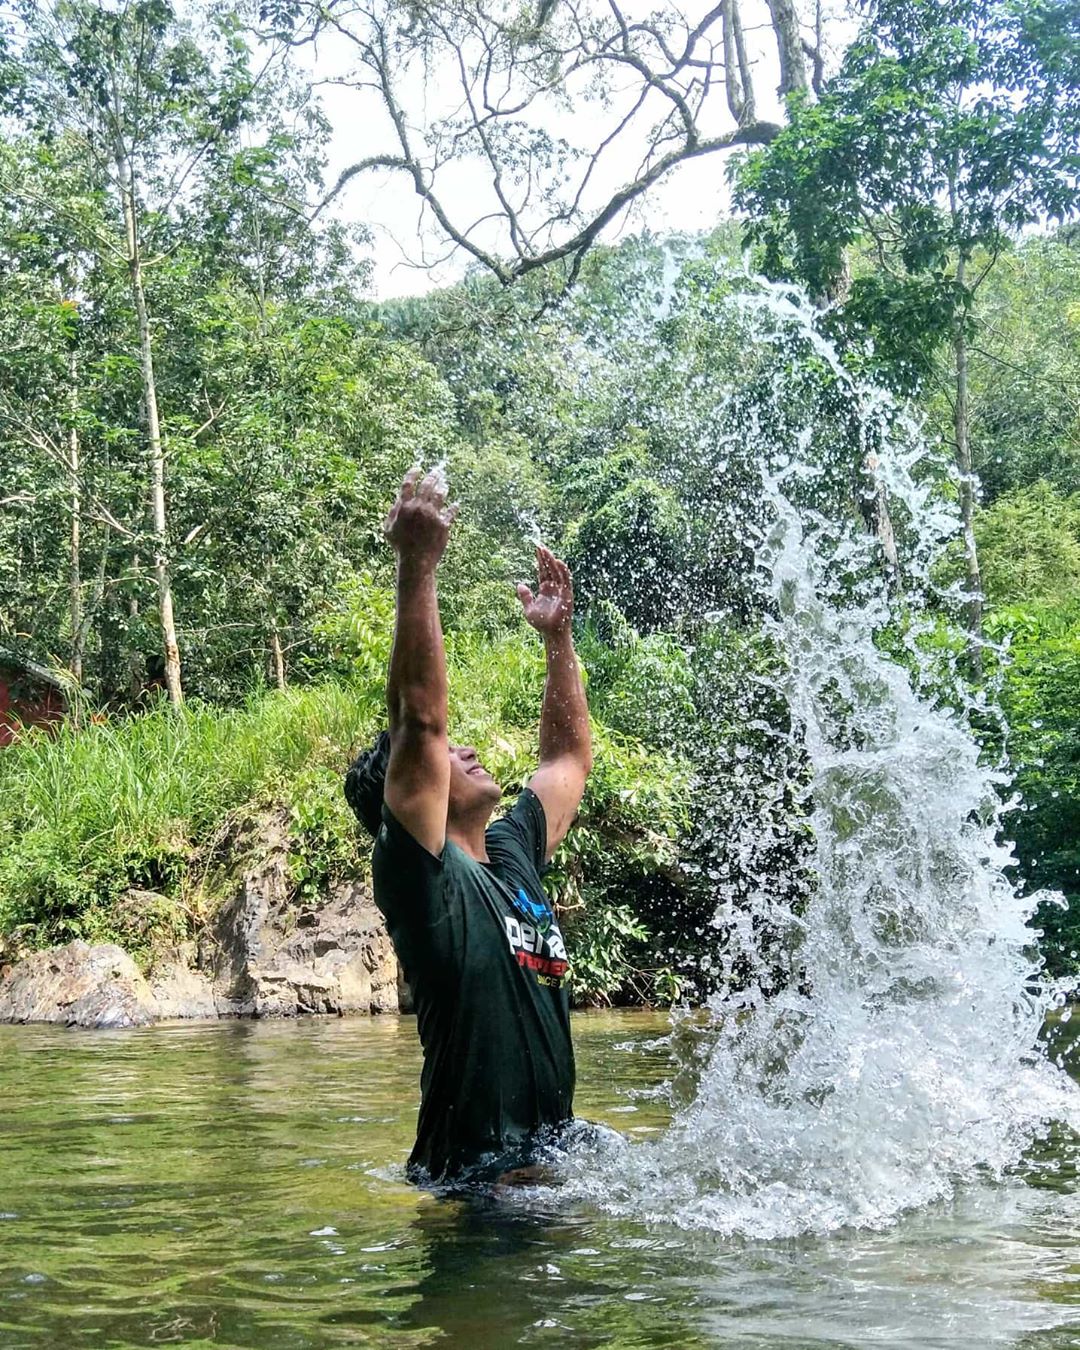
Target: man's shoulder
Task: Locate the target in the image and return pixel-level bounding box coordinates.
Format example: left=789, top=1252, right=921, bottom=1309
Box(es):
left=486, top=789, right=548, bottom=874
left=373, top=805, right=447, bottom=894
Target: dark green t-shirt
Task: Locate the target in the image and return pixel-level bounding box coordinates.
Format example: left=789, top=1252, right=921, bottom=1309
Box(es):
left=372, top=789, right=575, bottom=1182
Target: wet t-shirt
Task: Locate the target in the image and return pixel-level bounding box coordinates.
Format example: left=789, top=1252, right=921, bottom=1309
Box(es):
left=372, top=789, right=575, bottom=1181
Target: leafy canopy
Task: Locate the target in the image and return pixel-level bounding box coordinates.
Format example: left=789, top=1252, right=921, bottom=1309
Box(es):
left=736, top=0, right=1080, bottom=388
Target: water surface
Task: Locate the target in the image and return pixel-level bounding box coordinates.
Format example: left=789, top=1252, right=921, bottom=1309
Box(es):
left=1, top=1011, right=1078, bottom=1348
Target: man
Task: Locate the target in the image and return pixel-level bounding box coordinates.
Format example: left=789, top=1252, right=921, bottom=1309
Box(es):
left=344, top=467, right=593, bottom=1184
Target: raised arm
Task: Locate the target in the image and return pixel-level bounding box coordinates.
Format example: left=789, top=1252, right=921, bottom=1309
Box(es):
left=517, top=547, right=593, bottom=861
left=383, top=468, right=458, bottom=857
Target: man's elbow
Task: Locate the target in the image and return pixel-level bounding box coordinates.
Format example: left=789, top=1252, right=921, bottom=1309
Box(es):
left=389, top=690, right=447, bottom=740
left=566, top=741, right=594, bottom=779
left=538, top=744, right=592, bottom=781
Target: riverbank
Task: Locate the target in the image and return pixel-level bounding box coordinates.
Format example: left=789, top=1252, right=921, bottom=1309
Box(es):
left=0, top=675, right=691, bottom=1011
left=0, top=804, right=403, bottom=1028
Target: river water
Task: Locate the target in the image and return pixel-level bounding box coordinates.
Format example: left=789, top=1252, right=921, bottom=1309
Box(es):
left=1, top=1010, right=1078, bottom=1349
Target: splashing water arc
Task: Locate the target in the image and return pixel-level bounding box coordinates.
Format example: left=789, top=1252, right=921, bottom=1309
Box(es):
left=556, top=266, right=1080, bottom=1238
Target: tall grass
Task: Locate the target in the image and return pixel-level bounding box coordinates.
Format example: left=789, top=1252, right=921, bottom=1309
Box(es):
left=0, top=683, right=380, bottom=946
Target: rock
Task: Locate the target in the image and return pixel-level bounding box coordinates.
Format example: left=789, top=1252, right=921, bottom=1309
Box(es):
left=149, top=945, right=220, bottom=1021
left=201, top=810, right=400, bottom=1018
left=112, top=888, right=182, bottom=945
left=112, top=887, right=167, bottom=931
left=0, top=809, right=403, bottom=1027
left=0, top=941, right=159, bottom=1028
left=266, top=878, right=400, bottom=1015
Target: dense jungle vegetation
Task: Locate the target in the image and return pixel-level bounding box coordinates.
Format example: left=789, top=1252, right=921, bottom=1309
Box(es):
left=0, top=0, right=1078, bottom=1000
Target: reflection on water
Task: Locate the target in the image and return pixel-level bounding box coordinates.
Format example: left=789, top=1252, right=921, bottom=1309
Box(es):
left=0, top=1011, right=1077, bottom=1348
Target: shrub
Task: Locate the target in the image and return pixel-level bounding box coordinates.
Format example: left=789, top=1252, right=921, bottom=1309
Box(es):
left=992, top=602, right=1080, bottom=978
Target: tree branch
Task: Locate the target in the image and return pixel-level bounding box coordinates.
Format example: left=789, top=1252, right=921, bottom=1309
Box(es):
left=297, top=0, right=794, bottom=288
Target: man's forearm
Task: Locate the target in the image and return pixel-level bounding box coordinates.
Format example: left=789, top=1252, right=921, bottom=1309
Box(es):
left=387, top=559, right=447, bottom=733
left=539, top=628, right=592, bottom=769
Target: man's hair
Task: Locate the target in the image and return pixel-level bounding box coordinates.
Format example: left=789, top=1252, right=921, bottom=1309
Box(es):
left=344, top=730, right=391, bottom=837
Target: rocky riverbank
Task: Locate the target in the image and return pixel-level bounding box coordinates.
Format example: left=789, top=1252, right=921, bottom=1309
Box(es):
left=0, top=810, right=404, bottom=1029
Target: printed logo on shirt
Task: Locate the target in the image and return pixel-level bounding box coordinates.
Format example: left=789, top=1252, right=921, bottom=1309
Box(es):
left=504, top=912, right=569, bottom=988
left=511, top=884, right=553, bottom=935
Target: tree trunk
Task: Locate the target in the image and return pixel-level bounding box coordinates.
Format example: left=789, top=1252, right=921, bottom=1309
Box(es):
left=269, top=622, right=286, bottom=692
left=67, top=349, right=82, bottom=685
left=114, top=138, right=183, bottom=706
left=74, top=537, right=107, bottom=688
left=953, top=257, right=983, bottom=680
left=722, top=0, right=755, bottom=124
left=856, top=450, right=900, bottom=586
left=128, top=551, right=146, bottom=703
left=765, top=0, right=809, bottom=98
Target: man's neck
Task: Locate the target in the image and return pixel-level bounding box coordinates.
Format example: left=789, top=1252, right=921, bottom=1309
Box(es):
left=445, top=814, right=491, bottom=863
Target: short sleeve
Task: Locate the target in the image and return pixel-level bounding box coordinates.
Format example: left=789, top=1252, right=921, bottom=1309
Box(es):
left=488, top=788, right=548, bottom=875
left=372, top=803, right=445, bottom=925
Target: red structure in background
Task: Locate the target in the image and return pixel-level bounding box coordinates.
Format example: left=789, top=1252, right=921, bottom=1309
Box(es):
left=0, top=652, right=68, bottom=746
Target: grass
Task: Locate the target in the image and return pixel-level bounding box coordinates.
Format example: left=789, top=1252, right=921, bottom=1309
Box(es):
left=0, top=682, right=381, bottom=951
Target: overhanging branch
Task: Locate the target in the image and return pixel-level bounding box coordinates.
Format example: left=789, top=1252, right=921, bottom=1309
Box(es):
left=325, top=119, right=779, bottom=285
left=295, top=0, right=804, bottom=289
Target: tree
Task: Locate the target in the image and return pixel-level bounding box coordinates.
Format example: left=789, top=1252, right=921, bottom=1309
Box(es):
left=159, top=295, right=456, bottom=698
left=976, top=483, right=1080, bottom=610
left=1, top=0, right=267, bottom=704
left=185, top=70, right=372, bottom=318
left=260, top=0, right=827, bottom=290
left=736, top=0, right=1080, bottom=674
left=948, top=234, right=1080, bottom=506
left=994, top=601, right=1080, bottom=978
left=0, top=135, right=127, bottom=686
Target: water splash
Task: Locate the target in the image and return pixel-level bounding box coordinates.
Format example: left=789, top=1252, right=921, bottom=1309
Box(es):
left=410, top=458, right=450, bottom=496
left=552, top=266, right=1080, bottom=1237
left=514, top=505, right=546, bottom=549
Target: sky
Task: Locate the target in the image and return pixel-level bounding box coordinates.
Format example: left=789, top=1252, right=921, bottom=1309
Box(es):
left=289, top=2, right=802, bottom=300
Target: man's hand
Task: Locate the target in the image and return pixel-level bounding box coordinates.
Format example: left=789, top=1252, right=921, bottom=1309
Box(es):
left=516, top=546, right=573, bottom=636
left=384, top=466, right=458, bottom=567
left=520, top=546, right=591, bottom=862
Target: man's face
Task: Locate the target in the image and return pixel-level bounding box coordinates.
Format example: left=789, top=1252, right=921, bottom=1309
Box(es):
left=447, top=744, right=502, bottom=819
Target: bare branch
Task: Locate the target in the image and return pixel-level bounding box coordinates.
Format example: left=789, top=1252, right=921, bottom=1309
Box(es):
left=722, top=0, right=747, bottom=124
left=802, top=37, right=825, bottom=97
left=1, top=411, right=138, bottom=541
left=732, top=0, right=757, bottom=122
left=0, top=171, right=127, bottom=262
left=517, top=121, right=781, bottom=279
left=291, top=0, right=810, bottom=288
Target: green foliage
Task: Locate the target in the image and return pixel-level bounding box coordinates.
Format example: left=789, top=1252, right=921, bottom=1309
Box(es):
left=286, top=765, right=361, bottom=905
left=565, top=901, right=651, bottom=1006
left=973, top=458, right=1080, bottom=980
left=957, top=236, right=1080, bottom=503
left=993, top=603, right=1080, bottom=975
left=0, top=627, right=692, bottom=1002
left=1, top=0, right=1078, bottom=1001
left=562, top=444, right=691, bottom=634
left=0, top=683, right=377, bottom=953
left=312, top=571, right=396, bottom=703
left=161, top=300, right=455, bottom=697
left=976, top=483, right=1080, bottom=607
left=576, top=614, right=695, bottom=748
left=736, top=0, right=1080, bottom=390
left=734, top=0, right=1080, bottom=986
left=545, top=722, right=690, bottom=1004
